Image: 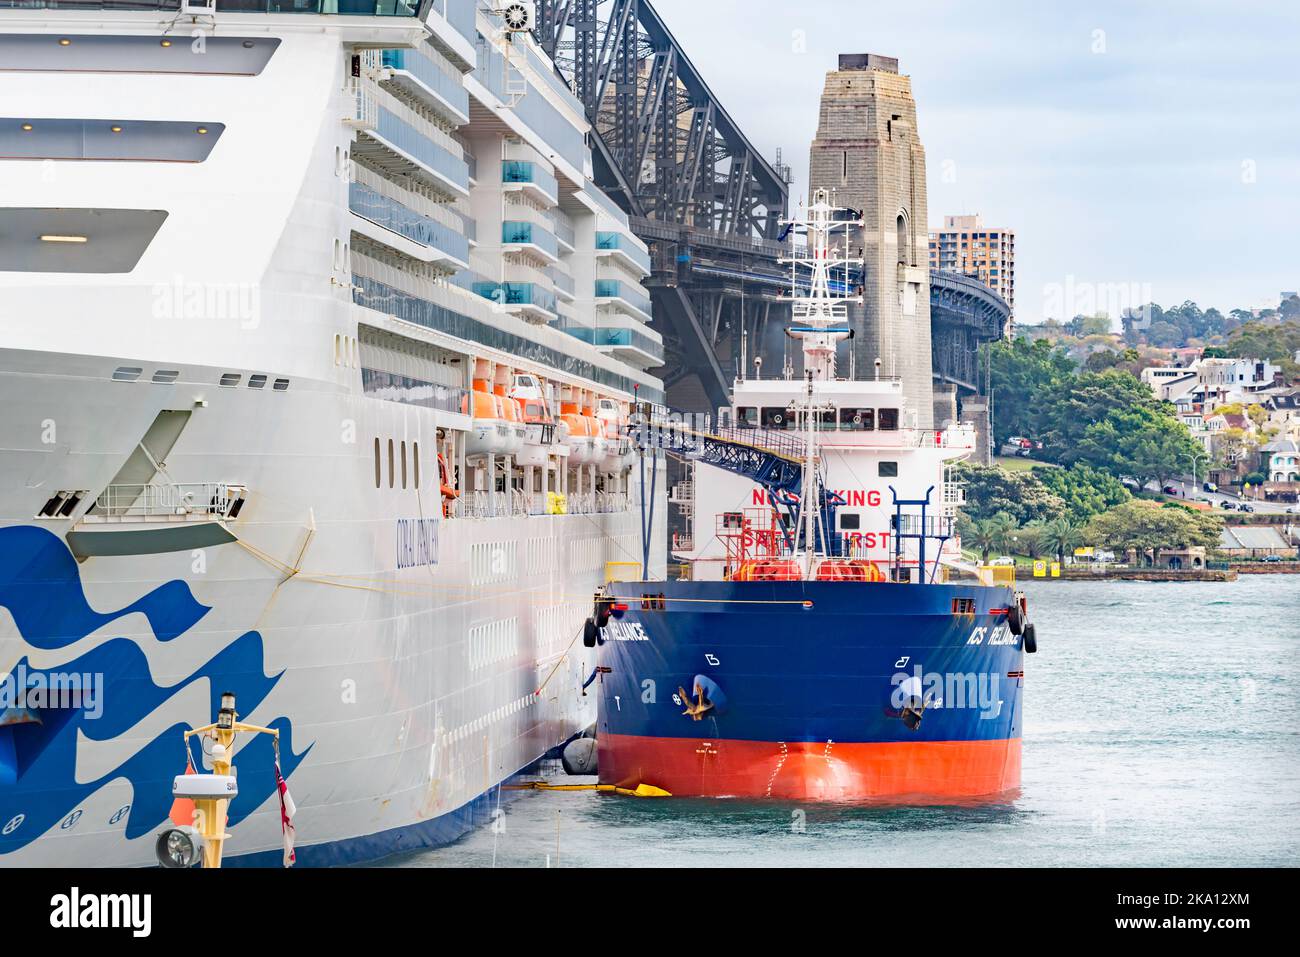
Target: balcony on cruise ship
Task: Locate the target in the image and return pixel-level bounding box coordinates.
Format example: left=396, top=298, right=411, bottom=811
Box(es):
left=594, top=279, right=653, bottom=323
left=348, top=178, right=469, bottom=268
left=349, top=80, right=470, bottom=200
left=473, top=281, right=558, bottom=324
left=595, top=231, right=652, bottom=276
left=380, top=46, right=471, bottom=127
left=501, top=160, right=558, bottom=206
left=501, top=221, right=559, bottom=265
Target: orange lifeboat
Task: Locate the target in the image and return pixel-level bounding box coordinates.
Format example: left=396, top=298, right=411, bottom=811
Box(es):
left=581, top=394, right=608, bottom=467
left=561, top=396, right=596, bottom=464
left=463, top=385, right=510, bottom=457
left=493, top=384, right=526, bottom=455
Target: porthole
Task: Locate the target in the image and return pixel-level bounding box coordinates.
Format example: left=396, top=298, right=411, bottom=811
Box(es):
left=248, top=374, right=267, bottom=389
left=219, top=372, right=241, bottom=387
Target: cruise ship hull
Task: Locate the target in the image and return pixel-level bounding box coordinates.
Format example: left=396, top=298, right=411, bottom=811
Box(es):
left=0, top=348, right=655, bottom=866
left=596, top=581, right=1025, bottom=800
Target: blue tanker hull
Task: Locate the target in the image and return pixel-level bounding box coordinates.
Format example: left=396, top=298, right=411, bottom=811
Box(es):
left=595, top=580, right=1027, bottom=800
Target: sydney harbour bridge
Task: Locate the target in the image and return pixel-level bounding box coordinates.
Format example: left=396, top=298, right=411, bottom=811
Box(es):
left=531, top=0, right=1009, bottom=416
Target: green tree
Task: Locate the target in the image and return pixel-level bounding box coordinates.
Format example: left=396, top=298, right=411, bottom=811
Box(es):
left=963, top=517, right=1001, bottom=563
left=1040, top=517, right=1082, bottom=564
left=954, top=463, right=1066, bottom=525
left=1032, top=463, right=1131, bottom=524
left=1084, top=501, right=1223, bottom=566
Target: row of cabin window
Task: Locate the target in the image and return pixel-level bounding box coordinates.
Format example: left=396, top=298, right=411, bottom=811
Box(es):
left=374, top=437, right=422, bottom=490
left=736, top=407, right=900, bottom=431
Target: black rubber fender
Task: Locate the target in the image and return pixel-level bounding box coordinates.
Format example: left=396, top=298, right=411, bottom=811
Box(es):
left=1006, top=600, right=1025, bottom=636
left=582, top=618, right=599, bottom=648
left=1022, top=622, right=1038, bottom=654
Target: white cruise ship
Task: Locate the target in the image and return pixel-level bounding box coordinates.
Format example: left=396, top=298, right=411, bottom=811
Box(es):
left=0, top=0, right=667, bottom=866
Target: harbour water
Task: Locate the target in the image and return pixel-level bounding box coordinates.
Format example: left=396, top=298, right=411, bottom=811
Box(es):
left=391, top=576, right=1300, bottom=867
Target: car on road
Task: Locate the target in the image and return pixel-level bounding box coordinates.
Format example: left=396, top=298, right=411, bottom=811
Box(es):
left=1162, top=485, right=1180, bottom=495
left=1220, top=500, right=1237, bottom=510
left=1239, top=503, right=1256, bottom=513
left=1287, top=505, right=1300, bottom=515
left=1203, top=482, right=1218, bottom=492
left=1263, top=555, right=1284, bottom=563
left=989, top=556, right=1017, bottom=566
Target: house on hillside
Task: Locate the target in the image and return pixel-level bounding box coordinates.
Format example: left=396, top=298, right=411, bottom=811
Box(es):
left=1261, top=439, right=1300, bottom=502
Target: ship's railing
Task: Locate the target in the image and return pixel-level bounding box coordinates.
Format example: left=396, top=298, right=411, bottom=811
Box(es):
left=88, top=483, right=245, bottom=522
left=450, top=489, right=626, bottom=518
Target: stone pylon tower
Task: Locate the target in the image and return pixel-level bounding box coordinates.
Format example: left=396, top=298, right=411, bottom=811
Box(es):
left=809, top=54, right=933, bottom=427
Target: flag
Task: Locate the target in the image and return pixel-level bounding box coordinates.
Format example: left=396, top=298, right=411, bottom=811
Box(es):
left=169, top=755, right=197, bottom=827
left=275, top=757, right=297, bottom=867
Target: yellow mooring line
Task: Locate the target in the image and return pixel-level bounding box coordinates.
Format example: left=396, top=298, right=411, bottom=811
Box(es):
left=508, top=782, right=671, bottom=798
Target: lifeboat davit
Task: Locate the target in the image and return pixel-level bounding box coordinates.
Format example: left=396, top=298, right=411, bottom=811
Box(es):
left=463, top=388, right=510, bottom=457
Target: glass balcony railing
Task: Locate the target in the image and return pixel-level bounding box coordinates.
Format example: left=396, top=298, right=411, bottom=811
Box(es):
left=595, top=231, right=651, bottom=274
left=349, top=182, right=469, bottom=263
left=501, top=221, right=558, bottom=259
left=473, top=281, right=557, bottom=317
left=595, top=279, right=653, bottom=318
left=501, top=160, right=557, bottom=203
left=561, top=325, right=664, bottom=364
left=549, top=267, right=576, bottom=298
left=552, top=212, right=576, bottom=249
left=372, top=106, right=469, bottom=192
left=425, top=0, right=477, bottom=44
left=19, top=1, right=423, bottom=13
left=381, top=48, right=470, bottom=120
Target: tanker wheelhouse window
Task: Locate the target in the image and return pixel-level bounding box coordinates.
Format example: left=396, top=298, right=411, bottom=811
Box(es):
left=878, top=408, right=900, bottom=430
left=839, top=407, right=875, bottom=430
left=737, top=406, right=758, bottom=428
left=761, top=407, right=793, bottom=429
left=879, top=461, right=899, bottom=477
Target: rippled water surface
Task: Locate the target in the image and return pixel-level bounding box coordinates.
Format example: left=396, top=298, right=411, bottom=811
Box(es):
left=390, top=576, right=1300, bottom=867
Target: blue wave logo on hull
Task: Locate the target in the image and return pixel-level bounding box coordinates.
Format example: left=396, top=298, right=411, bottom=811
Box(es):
left=0, top=525, right=308, bottom=856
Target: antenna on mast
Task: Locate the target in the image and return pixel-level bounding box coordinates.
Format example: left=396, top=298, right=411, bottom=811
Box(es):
left=778, top=189, right=865, bottom=382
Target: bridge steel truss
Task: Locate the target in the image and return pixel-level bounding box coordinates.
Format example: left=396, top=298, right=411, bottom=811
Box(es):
left=929, top=271, right=1011, bottom=393
left=534, top=0, right=790, bottom=412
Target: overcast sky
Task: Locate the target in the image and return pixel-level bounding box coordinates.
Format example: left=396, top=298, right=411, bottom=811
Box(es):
left=650, top=0, right=1300, bottom=325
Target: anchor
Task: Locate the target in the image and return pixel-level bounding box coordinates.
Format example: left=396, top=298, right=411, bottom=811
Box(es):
left=678, top=682, right=714, bottom=721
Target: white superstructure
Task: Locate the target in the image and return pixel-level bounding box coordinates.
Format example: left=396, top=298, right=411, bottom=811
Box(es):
left=0, top=0, right=665, bottom=866
left=668, top=191, right=972, bottom=583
